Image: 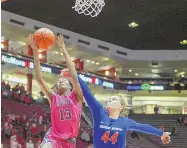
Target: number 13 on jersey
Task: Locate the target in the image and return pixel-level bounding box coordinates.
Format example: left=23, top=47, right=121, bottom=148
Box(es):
left=101, top=131, right=119, bottom=144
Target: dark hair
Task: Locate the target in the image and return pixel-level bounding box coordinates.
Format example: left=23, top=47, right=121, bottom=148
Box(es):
left=52, top=78, right=73, bottom=94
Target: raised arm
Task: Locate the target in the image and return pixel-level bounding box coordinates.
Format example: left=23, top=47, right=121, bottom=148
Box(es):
left=126, top=118, right=171, bottom=144
left=28, top=34, right=53, bottom=104
left=127, top=118, right=163, bottom=136
left=78, top=76, right=103, bottom=113
left=56, top=35, right=83, bottom=103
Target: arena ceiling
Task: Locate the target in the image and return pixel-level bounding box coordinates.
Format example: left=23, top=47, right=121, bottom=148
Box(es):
left=2, top=0, right=187, bottom=50
left=1, top=23, right=187, bottom=78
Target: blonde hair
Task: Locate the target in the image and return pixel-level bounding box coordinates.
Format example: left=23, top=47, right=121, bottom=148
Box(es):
left=116, top=93, right=129, bottom=117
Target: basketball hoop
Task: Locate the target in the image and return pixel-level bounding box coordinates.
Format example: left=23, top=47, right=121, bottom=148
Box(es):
left=72, top=0, right=105, bottom=17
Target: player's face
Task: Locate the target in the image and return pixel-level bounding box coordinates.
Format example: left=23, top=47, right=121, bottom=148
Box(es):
left=106, top=96, right=123, bottom=111
left=56, top=77, right=71, bottom=94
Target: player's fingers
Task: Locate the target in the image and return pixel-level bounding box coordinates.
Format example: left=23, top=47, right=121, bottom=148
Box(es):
left=166, top=139, right=171, bottom=144
left=28, top=34, right=31, bottom=41
left=31, top=34, right=34, bottom=42
left=165, top=138, right=170, bottom=143
left=56, top=40, right=60, bottom=46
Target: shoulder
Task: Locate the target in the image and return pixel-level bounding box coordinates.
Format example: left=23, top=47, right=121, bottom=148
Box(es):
left=69, top=91, right=82, bottom=103
left=120, top=117, right=135, bottom=124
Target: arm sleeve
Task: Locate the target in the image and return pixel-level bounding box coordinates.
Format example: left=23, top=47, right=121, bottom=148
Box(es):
left=126, top=118, right=163, bottom=137
left=78, top=76, right=103, bottom=113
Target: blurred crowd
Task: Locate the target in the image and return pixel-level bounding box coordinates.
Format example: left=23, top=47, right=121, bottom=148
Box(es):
left=1, top=80, right=93, bottom=148
left=1, top=81, right=33, bottom=105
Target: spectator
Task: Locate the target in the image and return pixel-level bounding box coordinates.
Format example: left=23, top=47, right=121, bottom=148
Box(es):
left=154, top=105, right=159, bottom=114
left=10, top=124, right=17, bottom=136
left=21, top=115, right=28, bottom=125
left=40, top=125, right=47, bottom=139
left=131, top=131, right=139, bottom=140
left=16, top=133, right=24, bottom=148
left=183, top=118, right=187, bottom=126
left=20, top=92, right=26, bottom=104
left=26, top=139, right=34, bottom=148
left=8, top=114, right=16, bottom=124
left=10, top=135, right=22, bottom=148
left=38, top=116, right=43, bottom=124
left=15, top=115, right=21, bottom=124
left=20, top=84, right=25, bottom=92
left=177, top=117, right=183, bottom=125
left=6, top=82, right=11, bottom=90
left=43, top=113, right=48, bottom=124
left=2, top=89, right=8, bottom=98
left=15, top=83, right=20, bottom=92
left=25, top=95, right=31, bottom=105
left=7, top=89, right=13, bottom=99
left=31, top=123, right=39, bottom=138
left=30, top=111, right=37, bottom=123
left=3, top=122, right=11, bottom=138
left=1, top=80, right=6, bottom=90
left=13, top=92, right=20, bottom=101
left=22, top=122, right=31, bottom=140
left=171, top=125, right=176, bottom=136
left=35, top=139, right=41, bottom=148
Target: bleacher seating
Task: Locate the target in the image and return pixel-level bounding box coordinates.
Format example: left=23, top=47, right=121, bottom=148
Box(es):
left=2, top=98, right=187, bottom=148
left=1, top=98, right=92, bottom=148
left=128, top=114, right=187, bottom=148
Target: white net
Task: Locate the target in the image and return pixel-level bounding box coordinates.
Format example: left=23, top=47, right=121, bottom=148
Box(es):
left=72, top=0, right=105, bottom=17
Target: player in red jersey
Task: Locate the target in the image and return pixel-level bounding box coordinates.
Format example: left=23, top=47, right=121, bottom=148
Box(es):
left=28, top=34, right=83, bottom=148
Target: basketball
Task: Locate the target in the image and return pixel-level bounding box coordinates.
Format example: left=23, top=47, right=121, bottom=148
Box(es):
left=33, top=28, right=55, bottom=51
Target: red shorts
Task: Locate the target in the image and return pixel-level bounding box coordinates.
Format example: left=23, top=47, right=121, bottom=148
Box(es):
left=40, top=128, right=76, bottom=148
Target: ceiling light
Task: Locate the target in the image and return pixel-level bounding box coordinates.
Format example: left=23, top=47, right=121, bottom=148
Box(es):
left=128, top=22, right=139, bottom=28
left=181, top=75, right=185, bottom=77
left=21, top=42, right=26, bottom=46
left=38, top=54, right=43, bottom=59
left=96, top=62, right=99, bottom=65
left=152, top=69, right=155, bottom=72
left=56, top=51, right=59, bottom=54
left=180, top=40, right=187, bottom=45
left=92, top=61, right=95, bottom=64
left=1, top=43, right=4, bottom=49
left=87, top=60, right=90, bottom=63
left=129, top=69, right=132, bottom=72
left=135, top=73, right=138, bottom=76
left=105, top=70, right=109, bottom=76
left=174, top=70, right=177, bottom=72
left=180, top=71, right=186, bottom=75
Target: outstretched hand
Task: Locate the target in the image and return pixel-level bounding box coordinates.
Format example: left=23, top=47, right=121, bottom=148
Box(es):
left=28, top=34, right=38, bottom=54
left=161, top=132, right=171, bottom=144
left=56, top=34, right=66, bottom=54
